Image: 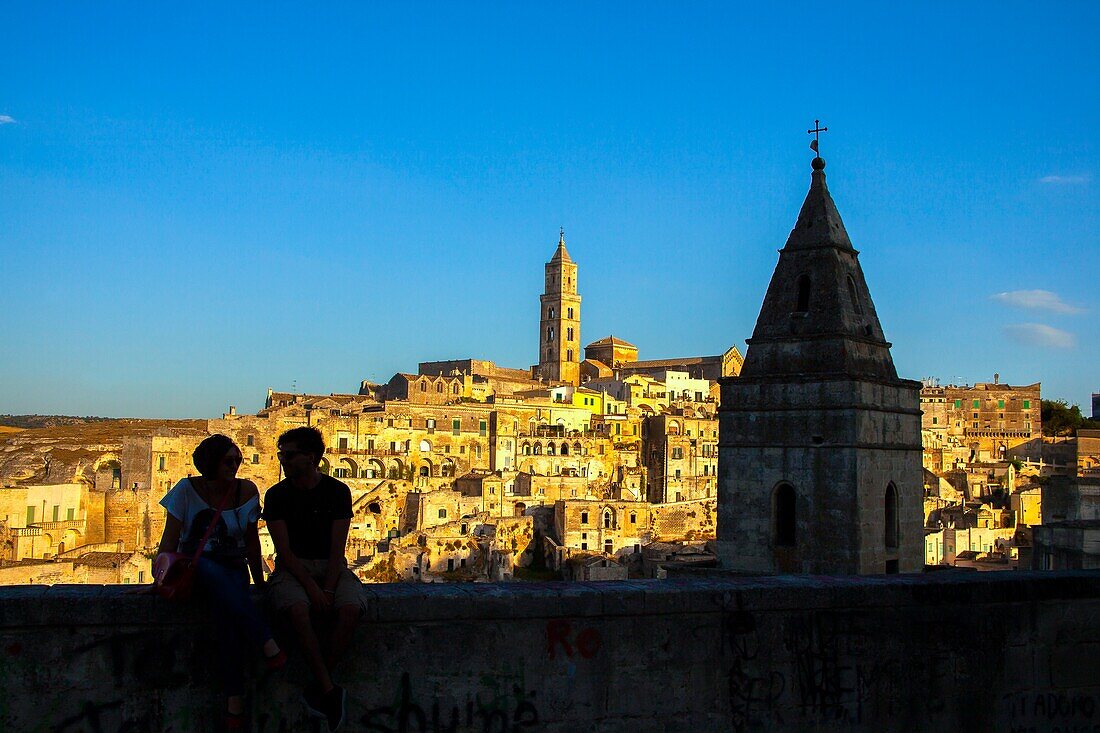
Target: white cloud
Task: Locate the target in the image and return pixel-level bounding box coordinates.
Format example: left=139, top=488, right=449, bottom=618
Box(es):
left=1039, top=174, right=1090, bottom=184
left=0, top=115, right=15, bottom=125
left=992, top=289, right=1084, bottom=314
left=1003, top=323, right=1076, bottom=349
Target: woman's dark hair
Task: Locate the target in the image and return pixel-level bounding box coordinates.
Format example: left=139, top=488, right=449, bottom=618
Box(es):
left=192, top=434, right=238, bottom=477
left=278, top=426, right=325, bottom=463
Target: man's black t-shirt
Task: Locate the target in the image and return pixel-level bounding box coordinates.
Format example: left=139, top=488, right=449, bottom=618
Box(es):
left=263, top=475, right=353, bottom=561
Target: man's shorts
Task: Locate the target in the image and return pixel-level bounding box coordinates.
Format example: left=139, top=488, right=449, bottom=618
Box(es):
left=267, top=558, right=366, bottom=613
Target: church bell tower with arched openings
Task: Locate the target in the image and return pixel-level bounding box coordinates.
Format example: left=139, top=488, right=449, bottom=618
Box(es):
left=716, top=154, right=923, bottom=574
left=535, top=229, right=581, bottom=385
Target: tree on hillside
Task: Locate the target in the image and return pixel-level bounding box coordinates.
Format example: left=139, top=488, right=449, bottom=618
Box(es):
left=1042, top=400, right=1084, bottom=436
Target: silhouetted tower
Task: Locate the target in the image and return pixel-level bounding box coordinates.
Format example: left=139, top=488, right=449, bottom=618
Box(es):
left=536, top=229, right=581, bottom=385
left=716, top=154, right=923, bottom=574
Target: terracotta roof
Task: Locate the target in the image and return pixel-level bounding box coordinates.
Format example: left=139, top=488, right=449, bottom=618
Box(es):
left=73, top=551, right=136, bottom=568
left=586, top=335, right=638, bottom=349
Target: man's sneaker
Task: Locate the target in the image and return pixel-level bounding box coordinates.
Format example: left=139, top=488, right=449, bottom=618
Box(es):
left=322, top=684, right=346, bottom=732
left=302, top=685, right=326, bottom=719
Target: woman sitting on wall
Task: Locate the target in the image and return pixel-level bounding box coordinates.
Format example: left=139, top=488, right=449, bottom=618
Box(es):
left=155, top=434, right=285, bottom=729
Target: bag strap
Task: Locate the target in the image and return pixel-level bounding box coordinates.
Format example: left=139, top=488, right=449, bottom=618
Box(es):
left=188, top=477, right=235, bottom=563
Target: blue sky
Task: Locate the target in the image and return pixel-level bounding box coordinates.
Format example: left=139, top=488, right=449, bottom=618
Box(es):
left=1, top=3, right=1097, bottom=418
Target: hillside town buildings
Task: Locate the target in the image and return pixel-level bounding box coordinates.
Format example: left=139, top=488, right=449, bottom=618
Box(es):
left=1, top=158, right=1089, bottom=584
left=0, top=233, right=740, bottom=584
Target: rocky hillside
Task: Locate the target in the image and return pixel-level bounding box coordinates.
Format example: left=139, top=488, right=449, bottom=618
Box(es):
left=0, top=419, right=207, bottom=486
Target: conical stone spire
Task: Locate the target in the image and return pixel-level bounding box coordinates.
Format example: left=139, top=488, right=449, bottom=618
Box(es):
left=550, top=226, right=573, bottom=263
left=739, top=157, right=898, bottom=381
left=716, top=155, right=924, bottom=576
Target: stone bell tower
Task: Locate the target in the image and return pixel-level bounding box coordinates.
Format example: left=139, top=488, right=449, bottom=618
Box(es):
left=716, top=155, right=923, bottom=574
left=535, top=229, right=581, bottom=386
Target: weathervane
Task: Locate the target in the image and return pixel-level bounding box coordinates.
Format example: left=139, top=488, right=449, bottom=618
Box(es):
left=808, top=119, right=828, bottom=156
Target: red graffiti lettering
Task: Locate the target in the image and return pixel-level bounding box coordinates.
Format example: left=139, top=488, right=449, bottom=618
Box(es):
left=546, top=619, right=573, bottom=658
left=546, top=620, right=602, bottom=659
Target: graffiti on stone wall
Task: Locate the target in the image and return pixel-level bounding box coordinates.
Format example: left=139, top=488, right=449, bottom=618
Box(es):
left=1002, top=691, right=1100, bottom=733
left=361, top=671, right=539, bottom=733
left=720, top=594, right=914, bottom=731
left=545, top=619, right=601, bottom=660
left=722, top=593, right=784, bottom=733
left=781, top=611, right=902, bottom=724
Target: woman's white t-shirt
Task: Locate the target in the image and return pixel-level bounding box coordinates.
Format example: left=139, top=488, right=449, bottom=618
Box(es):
left=159, top=478, right=260, bottom=563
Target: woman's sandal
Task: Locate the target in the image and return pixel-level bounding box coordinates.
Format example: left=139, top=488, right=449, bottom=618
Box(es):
left=224, top=708, right=246, bottom=731
left=264, top=649, right=287, bottom=670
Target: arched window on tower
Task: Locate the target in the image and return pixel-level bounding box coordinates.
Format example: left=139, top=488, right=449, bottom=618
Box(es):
left=547, top=327, right=555, bottom=342
left=846, top=275, right=864, bottom=315
left=885, top=483, right=899, bottom=550
left=773, top=483, right=796, bottom=547
left=548, top=306, right=556, bottom=319
left=795, top=276, right=811, bottom=313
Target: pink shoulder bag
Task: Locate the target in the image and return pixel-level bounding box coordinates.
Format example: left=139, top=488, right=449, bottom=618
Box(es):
left=152, top=479, right=236, bottom=601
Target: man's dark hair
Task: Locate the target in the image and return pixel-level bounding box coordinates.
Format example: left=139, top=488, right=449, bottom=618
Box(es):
left=278, top=426, right=325, bottom=463
left=192, top=434, right=238, bottom=477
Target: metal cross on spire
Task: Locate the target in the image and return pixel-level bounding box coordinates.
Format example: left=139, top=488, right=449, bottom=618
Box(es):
left=808, top=119, right=828, bottom=155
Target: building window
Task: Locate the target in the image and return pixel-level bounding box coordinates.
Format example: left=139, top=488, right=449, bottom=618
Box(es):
left=479, top=420, right=487, bottom=437
left=427, top=419, right=435, bottom=432
left=437, top=383, right=443, bottom=393
left=452, top=384, right=459, bottom=394
left=774, top=483, right=796, bottom=547
left=795, top=275, right=811, bottom=312
left=475, top=445, right=482, bottom=459
left=581, top=511, right=589, bottom=525
left=438, top=508, right=447, bottom=519
left=158, top=456, right=166, bottom=471
left=246, top=435, right=254, bottom=446
left=252, top=454, right=259, bottom=464
left=452, top=419, right=461, bottom=435
left=603, top=509, right=614, bottom=528
left=885, top=483, right=899, bottom=549
left=567, top=307, right=573, bottom=318
left=420, top=382, right=427, bottom=392
left=1023, top=400, right=1030, bottom=409
left=67, top=508, right=75, bottom=521
left=567, top=327, right=574, bottom=341
left=671, top=447, right=683, bottom=459
left=846, top=275, right=863, bottom=315
left=973, top=400, right=980, bottom=408
left=998, top=399, right=1005, bottom=409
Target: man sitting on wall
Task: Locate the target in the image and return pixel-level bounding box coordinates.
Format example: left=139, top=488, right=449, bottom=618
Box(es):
left=264, top=426, right=364, bottom=732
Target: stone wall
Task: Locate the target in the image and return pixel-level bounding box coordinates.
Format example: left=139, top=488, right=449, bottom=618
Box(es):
left=1, top=571, right=1099, bottom=732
